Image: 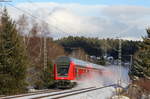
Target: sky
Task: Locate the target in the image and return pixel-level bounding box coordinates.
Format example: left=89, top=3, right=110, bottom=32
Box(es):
left=3, top=0, right=150, bottom=40
left=12, top=0, right=150, bottom=6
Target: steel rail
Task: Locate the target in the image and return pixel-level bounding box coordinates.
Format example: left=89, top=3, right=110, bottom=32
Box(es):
left=31, top=87, right=95, bottom=99
left=52, top=84, right=116, bottom=99
left=0, top=89, right=60, bottom=99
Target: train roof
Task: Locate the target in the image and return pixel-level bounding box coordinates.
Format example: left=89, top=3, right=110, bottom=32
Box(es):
left=55, top=56, right=105, bottom=70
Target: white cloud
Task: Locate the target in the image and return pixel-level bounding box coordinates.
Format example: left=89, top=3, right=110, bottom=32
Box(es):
left=7, top=2, right=150, bottom=40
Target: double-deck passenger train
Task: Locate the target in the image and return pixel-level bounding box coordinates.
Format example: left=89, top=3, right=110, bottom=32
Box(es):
left=54, top=56, right=105, bottom=88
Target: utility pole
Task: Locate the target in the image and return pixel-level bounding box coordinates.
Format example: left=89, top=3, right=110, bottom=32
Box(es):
left=118, top=38, right=122, bottom=71
left=129, top=55, right=133, bottom=72
left=104, top=39, right=107, bottom=58
left=43, top=36, right=47, bottom=70
left=117, top=37, right=122, bottom=96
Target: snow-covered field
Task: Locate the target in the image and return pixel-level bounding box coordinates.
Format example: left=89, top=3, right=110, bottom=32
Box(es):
left=60, top=87, right=115, bottom=99
left=66, top=65, right=130, bottom=99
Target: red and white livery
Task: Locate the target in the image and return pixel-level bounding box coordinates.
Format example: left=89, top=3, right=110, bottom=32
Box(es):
left=53, top=56, right=106, bottom=88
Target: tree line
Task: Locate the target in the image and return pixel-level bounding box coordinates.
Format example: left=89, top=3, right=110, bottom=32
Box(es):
left=56, top=36, right=140, bottom=62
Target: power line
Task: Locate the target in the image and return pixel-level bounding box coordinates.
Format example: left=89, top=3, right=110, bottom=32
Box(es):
left=6, top=3, right=67, bottom=34
left=26, top=0, right=76, bottom=33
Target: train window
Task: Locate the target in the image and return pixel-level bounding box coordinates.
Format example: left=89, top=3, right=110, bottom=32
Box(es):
left=57, top=65, right=69, bottom=77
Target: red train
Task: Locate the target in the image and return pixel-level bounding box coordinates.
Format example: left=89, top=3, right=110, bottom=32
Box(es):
left=54, top=56, right=105, bottom=88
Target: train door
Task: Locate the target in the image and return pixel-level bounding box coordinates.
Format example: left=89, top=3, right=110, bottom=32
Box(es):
left=75, top=68, right=79, bottom=80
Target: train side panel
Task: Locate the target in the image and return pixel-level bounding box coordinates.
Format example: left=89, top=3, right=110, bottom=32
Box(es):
left=75, top=66, right=91, bottom=80
left=74, top=65, right=103, bottom=80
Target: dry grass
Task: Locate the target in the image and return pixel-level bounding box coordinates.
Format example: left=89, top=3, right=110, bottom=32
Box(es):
left=122, top=78, right=150, bottom=99
left=133, top=78, right=150, bottom=92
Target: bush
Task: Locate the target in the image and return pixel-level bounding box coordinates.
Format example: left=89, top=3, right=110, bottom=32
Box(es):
left=34, top=61, right=54, bottom=89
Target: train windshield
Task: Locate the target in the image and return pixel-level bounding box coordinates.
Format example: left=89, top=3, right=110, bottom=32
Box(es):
left=55, top=56, right=71, bottom=77
left=57, top=65, right=69, bottom=77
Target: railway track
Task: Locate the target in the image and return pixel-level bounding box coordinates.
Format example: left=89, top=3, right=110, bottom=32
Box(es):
left=42, top=84, right=117, bottom=99
left=0, top=87, right=94, bottom=99
left=31, top=87, right=95, bottom=99
left=0, top=89, right=61, bottom=99
left=52, top=84, right=116, bottom=99
left=0, top=84, right=119, bottom=99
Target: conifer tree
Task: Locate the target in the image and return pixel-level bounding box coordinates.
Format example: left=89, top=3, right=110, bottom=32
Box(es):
left=0, top=8, right=28, bottom=95
left=129, top=28, right=150, bottom=79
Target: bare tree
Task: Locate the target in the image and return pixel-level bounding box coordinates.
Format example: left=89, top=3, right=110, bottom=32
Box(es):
left=17, top=14, right=29, bottom=35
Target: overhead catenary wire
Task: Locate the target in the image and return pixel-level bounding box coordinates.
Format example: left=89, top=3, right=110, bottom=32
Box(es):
left=6, top=3, right=67, bottom=34
left=26, top=0, right=77, bottom=33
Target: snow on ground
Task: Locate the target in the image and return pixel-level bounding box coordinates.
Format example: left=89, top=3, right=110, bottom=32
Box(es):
left=61, top=65, right=130, bottom=99
left=60, top=87, right=115, bottom=99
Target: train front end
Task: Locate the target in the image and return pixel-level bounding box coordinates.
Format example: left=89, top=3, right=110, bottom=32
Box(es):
left=54, top=56, right=76, bottom=88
